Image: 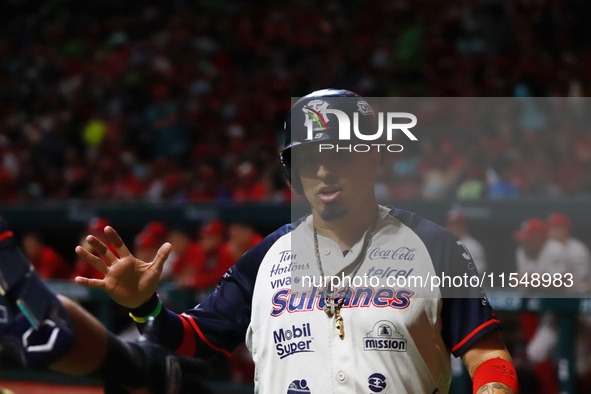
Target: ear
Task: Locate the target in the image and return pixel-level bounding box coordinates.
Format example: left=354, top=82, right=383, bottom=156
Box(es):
left=285, top=178, right=295, bottom=194
left=282, top=165, right=303, bottom=195
left=289, top=173, right=304, bottom=195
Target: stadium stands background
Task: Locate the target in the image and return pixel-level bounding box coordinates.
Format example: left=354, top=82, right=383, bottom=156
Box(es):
left=2, top=1, right=591, bottom=393
left=2, top=0, right=591, bottom=204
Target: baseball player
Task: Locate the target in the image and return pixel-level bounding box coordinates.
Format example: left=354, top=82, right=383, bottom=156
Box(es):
left=514, top=218, right=566, bottom=278
left=547, top=212, right=591, bottom=292
left=0, top=89, right=517, bottom=394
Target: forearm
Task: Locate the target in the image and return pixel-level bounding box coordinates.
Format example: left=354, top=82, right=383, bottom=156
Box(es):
left=462, top=349, right=512, bottom=378
left=469, top=357, right=518, bottom=394
left=49, top=295, right=108, bottom=375
left=462, top=332, right=519, bottom=394
left=129, top=293, right=192, bottom=355
left=50, top=295, right=156, bottom=386
left=50, top=296, right=180, bottom=392
left=53, top=292, right=192, bottom=366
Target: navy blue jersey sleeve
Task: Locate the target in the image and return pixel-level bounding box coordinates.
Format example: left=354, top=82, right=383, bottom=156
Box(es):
left=389, top=208, right=500, bottom=357
left=439, top=231, right=500, bottom=356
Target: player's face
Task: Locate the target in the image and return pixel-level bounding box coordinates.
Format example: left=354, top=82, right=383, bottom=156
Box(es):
left=548, top=226, right=568, bottom=240
left=521, top=237, right=545, bottom=255
left=293, top=143, right=380, bottom=221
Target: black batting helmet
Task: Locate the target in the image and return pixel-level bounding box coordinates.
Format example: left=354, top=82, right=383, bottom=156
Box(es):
left=279, top=88, right=376, bottom=194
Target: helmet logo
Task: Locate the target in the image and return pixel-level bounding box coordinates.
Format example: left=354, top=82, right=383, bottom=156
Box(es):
left=297, top=97, right=417, bottom=146
left=303, top=100, right=329, bottom=139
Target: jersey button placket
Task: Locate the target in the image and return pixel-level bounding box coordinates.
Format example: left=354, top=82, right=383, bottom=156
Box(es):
left=331, top=308, right=353, bottom=394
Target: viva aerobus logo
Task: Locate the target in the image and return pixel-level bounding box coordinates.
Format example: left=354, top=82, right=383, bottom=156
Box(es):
left=303, top=99, right=417, bottom=152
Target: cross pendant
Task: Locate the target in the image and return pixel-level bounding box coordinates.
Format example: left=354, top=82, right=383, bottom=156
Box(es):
left=324, top=297, right=337, bottom=318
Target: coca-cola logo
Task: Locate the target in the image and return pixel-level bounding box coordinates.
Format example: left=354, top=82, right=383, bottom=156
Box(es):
left=369, top=247, right=416, bottom=261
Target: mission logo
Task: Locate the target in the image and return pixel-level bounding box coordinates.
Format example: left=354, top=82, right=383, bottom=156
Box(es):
left=363, top=320, right=407, bottom=352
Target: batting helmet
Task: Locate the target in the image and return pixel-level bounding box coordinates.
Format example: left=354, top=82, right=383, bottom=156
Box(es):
left=279, top=88, right=376, bottom=194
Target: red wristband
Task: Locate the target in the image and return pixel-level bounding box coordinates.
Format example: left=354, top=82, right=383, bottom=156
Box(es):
left=473, top=358, right=518, bottom=394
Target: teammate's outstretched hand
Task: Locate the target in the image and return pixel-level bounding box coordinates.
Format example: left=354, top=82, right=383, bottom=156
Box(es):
left=74, top=226, right=171, bottom=308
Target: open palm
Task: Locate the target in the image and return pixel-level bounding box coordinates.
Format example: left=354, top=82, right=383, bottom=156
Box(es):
left=74, top=226, right=171, bottom=308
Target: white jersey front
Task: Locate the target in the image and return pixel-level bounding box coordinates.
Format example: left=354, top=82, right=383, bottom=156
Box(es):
left=170, top=207, right=499, bottom=394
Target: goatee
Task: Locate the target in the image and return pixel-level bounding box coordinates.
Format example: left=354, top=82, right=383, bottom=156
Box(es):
left=320, top=204, right=348, bottom=221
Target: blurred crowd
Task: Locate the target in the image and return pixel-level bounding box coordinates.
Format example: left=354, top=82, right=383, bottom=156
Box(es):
left=2, top=0, right=591, bottom=203
left=22, top=217, right=263, bottom=292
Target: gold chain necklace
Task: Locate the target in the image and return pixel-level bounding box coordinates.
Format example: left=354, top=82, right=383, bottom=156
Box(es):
left=312, top=207, right=380, bottom=340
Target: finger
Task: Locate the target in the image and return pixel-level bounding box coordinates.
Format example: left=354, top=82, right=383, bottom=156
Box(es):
left=104, top=226, right=131, bottom=258
left=86, top=235, right=118, bottom=264
left=153, top=242, right=172, bottom=271
left=75, top=246, right=110, bottom=274
left=74, top=276, right=106, bottom=289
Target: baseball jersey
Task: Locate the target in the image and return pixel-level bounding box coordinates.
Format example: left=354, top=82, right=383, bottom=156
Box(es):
left=561, top=238, right=591, bottom=289
left=515, top=239, right=566, bottom=276
left=146, top=206, right=499, bottom=394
